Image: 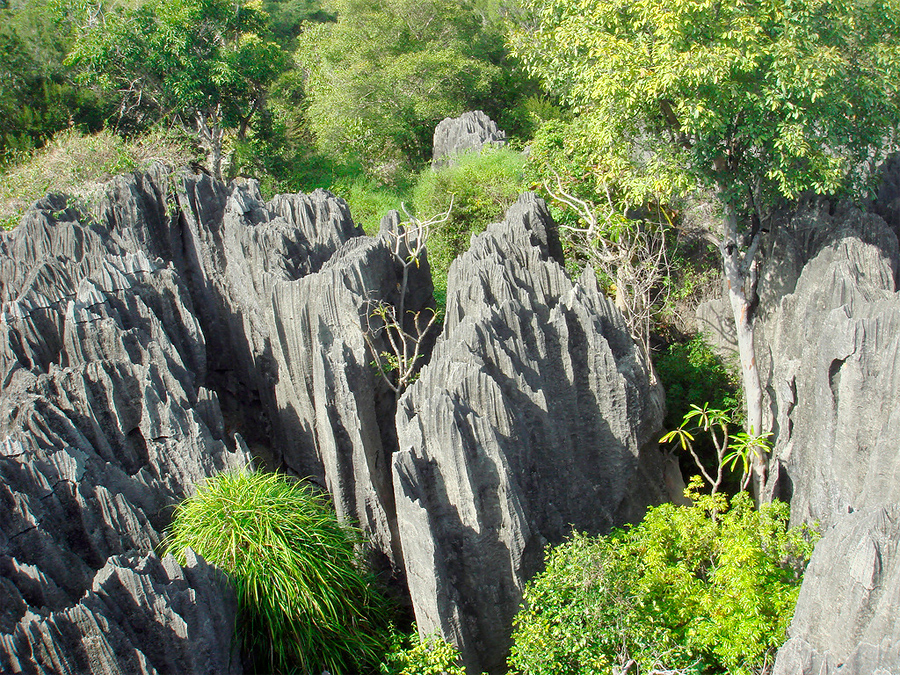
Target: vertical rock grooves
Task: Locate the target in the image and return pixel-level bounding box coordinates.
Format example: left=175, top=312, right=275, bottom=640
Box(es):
left=0, top=165, right=420, bottom=672
left=393, top=193, right=668, bottom=673
left=2, top=169, right=672, bottom=673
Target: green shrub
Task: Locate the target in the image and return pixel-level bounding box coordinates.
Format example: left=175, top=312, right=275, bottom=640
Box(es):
left=412, top=147, right=527, bottom=302
left=380, top=628, right=466, bottom=675
left=508, top=482, right=817, bottom=675
left=164, top=470, right=391, bottom=675
left=333, top=175, right=408, bottom=236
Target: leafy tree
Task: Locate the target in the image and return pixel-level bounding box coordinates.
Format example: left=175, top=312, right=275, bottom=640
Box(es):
left=381, top=629, right=466, bottom=675
left=0, top=0, right=108, bottom=160
left=67, top=0, right=288, bottom=178
left=508, top=480, right=817, bottom=675
left=511, top=0, right=900, bottom=487
left=295, top=0, right=529, bottom=178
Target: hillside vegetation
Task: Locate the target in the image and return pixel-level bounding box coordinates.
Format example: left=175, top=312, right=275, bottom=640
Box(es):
left=2, top=0, right=898, bottom=672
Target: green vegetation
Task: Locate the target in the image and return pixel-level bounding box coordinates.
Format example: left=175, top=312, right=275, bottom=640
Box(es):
left=66, top=0, right=287, bottom=179
left=295, top=0, right=533, bottom=179
left=412, top=147, right=527, bottom=301
left=164, top=470, right=391, bottom=675
left=3, top=0, right=870, bottom=668
left=655, top=335, right=740, bottom=432
left=512, top=0, right=900, bottom=479
left=381, top=630, right=466, bottom=675
left=508, top=480, right=817, bottom=675
left=0, top=0, right=108, bottom=162
left=0, top=127, right=195, bottom=230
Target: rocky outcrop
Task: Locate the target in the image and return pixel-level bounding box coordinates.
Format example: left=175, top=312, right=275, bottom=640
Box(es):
left=773, top=506, right=900, bottom=675
left=432, top=110, right=507, bottom=168
left=691, top=200, right=900, bottom=673
left=757, top=206, right=900, bottom=526
left=393, top=193, right=668, bottom=673
left=270, top=217, right=435, bottom=566
left=0, top=165, right=425, bottom=671
left=2, top=166, right=681, bottom=673
left=0, top=175, right=251, bottom=671
left=1, top=550, right=240, bottom=675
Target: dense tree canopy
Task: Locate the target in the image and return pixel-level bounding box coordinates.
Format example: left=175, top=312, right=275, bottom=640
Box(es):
left=296, top=0, right=530, bottom=178
left=511, top=0, right=900, bottom=479
left=67, top=0, right=288, bottom=177
left=0, top=0, right=107, bottom=161
left=512, top=0, right=900, bottom=207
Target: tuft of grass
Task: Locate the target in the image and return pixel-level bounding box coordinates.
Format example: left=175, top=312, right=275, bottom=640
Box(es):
left=164, top=470, right=391, bottom=675
left=0, top=127, right=196, bottom=230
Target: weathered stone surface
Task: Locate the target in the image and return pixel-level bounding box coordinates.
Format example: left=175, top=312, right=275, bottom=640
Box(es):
left=0, top=244, right=248, bottom=601
left=432, top=110, right=507, bottom=168
left=692, top=202, right=900, bottom=674
left=773, top=506, right=900, bottom=675
left=0, top=549, right=240, bottom=675
left=1, top=165, right=433, bottom=670
left=695, top=201, right=899, bottom=357
left=393, top=193, right=668, bottom=673
left=172, top=175, right=363, bottom=455
left=757, top=208, right=900, bottom=527
left=874, top=153, right=900, bottom=242
left=270, top=222, right=435, bottom=565
left=0, top=181, right=251, bottom=671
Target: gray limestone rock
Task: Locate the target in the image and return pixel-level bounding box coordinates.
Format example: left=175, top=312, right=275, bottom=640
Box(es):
left=0, top=549, right=241, bottom=675
left=269, top=228, right=435, bottom=565
left=758, top=219, right=900, bottom=527
left=393, top=193, right=668, bottom=673
left=773, top=506, right=900, bottom=675
left=873, top=153, right=900, bottom=242
left=0, top=171, right=257, bottom=673
left=1, top=165, right=432, bottom=671
left=432, top=111, right=507, bottom=169
left=692, top=203, right=900, bottom=675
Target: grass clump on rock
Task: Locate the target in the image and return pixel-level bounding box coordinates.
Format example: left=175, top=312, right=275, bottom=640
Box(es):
left=164, top=470, right=391, bottom=674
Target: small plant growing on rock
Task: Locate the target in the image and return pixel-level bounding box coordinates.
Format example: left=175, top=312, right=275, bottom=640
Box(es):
left=661, top=403, right=772, bottom=493
left=365, top=201, right=451, bottom=396
left=164, top=470, right=391, bottom=675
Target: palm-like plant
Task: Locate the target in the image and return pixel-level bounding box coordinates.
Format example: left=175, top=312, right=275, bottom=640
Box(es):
left=660, top=403, right=770, bottom=494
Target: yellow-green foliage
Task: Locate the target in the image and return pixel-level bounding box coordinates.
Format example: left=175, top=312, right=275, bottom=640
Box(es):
left=380, top=629, right=466, bottom=675
left=509, top=482, right=818, bottom=675
left=165, top=470, right=391, bottom=675
left=0, top=127, right=195, bottom=230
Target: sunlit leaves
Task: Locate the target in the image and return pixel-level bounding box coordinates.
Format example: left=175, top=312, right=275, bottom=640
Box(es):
left=511, top=0, right=900, bottom=212
left=508, top=483, right=819, bottom=675
left=295, top=0, right=512, bottom=173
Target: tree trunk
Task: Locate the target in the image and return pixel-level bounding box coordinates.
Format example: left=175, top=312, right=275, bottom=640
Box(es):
left=720, top=201, right=767, bottom=489
left=196, top=107, right=225, bottom=180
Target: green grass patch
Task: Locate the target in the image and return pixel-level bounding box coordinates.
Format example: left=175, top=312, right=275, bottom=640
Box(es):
left=0, top=127, right=195, bottom=230
left=164, top=470, right=391, bottom=675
